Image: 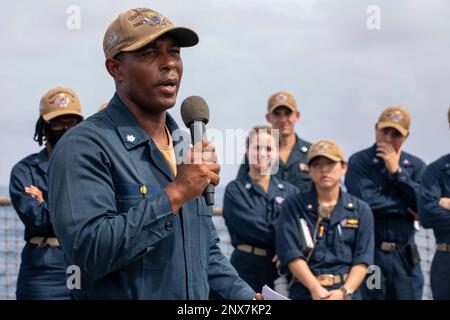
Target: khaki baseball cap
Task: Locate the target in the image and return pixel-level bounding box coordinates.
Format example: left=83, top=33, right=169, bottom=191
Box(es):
left=103, top=8, right=199, bottom=60
left=267, top=92, right=298, bottom=113
left=39, top=87, right=84, bottom=121
left=377, top=106, right=411, bottom=137
left=307, top=140, right=345, bottom=164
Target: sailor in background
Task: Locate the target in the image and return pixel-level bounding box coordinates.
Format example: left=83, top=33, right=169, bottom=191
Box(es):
left=346, top=106, right=426, bottom=300
left=238, top=92, right=312, bottom=193
left=9, top=87, right=84, bottom=299
left=224, top=126, right=298, bottom=293
left=276, top=140, right=374, bottom=300
left=419, top=107, right=450, bottom=300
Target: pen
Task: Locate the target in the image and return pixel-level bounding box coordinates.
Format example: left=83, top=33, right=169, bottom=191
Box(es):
left=337, top=225, right=342, bottom=236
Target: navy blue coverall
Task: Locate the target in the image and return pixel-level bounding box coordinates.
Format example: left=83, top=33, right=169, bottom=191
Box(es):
left=48, top=94, right=255, bottom=300
left=276, top=188, right=374, bottom=300
left=346, top=145, right=426, bottom=300
left=419, top=154, right=450, bottom=299
left=9, top=149, right=70, bottom=300
left=223, top=172, right=298, bottom=292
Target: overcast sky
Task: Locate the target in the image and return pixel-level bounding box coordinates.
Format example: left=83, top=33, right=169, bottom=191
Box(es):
left=1, top=0, right=449, bottom=191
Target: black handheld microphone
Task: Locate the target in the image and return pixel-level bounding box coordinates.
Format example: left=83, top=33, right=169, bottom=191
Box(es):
left=180, top=96, right=215, bottom=206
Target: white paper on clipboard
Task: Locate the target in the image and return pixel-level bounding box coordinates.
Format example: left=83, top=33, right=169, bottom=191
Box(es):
left=299, top=218, right=314, bottom=250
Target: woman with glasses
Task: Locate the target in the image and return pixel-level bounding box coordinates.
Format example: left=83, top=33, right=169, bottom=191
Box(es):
left=9, top=87, right=83, bottom=299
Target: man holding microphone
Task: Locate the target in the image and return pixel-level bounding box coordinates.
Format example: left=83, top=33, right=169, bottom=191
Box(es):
left=48, top=7, right=258, bottom=300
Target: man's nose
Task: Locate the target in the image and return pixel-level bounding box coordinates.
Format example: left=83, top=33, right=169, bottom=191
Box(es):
left=160, top=52, right=176, bottom=71
left=384, top=133, right=394, bottom=143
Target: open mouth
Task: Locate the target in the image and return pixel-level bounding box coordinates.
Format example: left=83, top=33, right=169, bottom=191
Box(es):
left=158, top=77, right=177, bottom=87
left=157, top=78, right=178, bottom=95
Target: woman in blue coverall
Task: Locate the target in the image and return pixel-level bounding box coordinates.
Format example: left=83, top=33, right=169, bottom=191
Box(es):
left=276, top=140, right=374, bottom=300
left=223, top=126, right=298, bottom=293
left=9, top=87, right=83, bottom=299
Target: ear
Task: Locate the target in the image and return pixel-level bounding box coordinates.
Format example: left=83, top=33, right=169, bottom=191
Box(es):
left=296, top=111, right=301, bottom=121
left=265, top=113, right=271, bottom=123
left=342, top=161, right=348, bottom=176
left=105, top=58, right=124, bottom=82
left=404, top=132, right=410, bottom=140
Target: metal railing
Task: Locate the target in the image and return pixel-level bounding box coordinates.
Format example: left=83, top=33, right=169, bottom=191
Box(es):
left=0, top=198, right=25, bottom=300
left=0, top=202, right=435, bottom=300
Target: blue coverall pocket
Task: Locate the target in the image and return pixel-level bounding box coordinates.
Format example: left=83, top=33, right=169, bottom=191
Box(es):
left=115, top=183, right=161, bottom=212
left=197, top=199, right=212, bottom=269
left=335, top=227, right=356, bottom=263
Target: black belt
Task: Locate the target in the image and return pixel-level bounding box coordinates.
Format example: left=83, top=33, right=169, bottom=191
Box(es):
left=236, top=244, right=268, bottom=257
left=437, top=243, right=450, bottom=252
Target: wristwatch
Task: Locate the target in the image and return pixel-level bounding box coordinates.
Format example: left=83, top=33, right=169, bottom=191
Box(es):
left=339, top=286, right=354, bottom=300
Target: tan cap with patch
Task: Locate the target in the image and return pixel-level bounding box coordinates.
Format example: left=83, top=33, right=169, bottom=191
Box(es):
left=307, top=140, right=345, bottom=164
left=39, top=87, right=83, bottom=121
left=103, top=7, right=199, bottom=59
left=267, top=92, right=298, bottom=113
left=377, top=106, right=411, bottom=137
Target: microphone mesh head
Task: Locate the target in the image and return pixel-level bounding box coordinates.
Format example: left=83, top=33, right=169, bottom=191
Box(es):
left=180, top=96, right=209, bottom=126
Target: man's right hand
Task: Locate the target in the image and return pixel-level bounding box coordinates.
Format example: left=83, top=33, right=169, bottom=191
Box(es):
left=165, top=140, right=220, bottom=213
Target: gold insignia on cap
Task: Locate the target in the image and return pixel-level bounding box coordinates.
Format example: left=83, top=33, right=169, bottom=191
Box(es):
left=139, top=11, right=169, bottom=29
left=140, top=185, right=147, bottom=195
left=311, top=142, right=331, bottom=155
left=307, top=204, right=313, bottom=210
left=274, top=93, right=288, bottom=103
left=386, top=110, right=404, bottom=123
left=52, top=95, right=72, bottom=108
